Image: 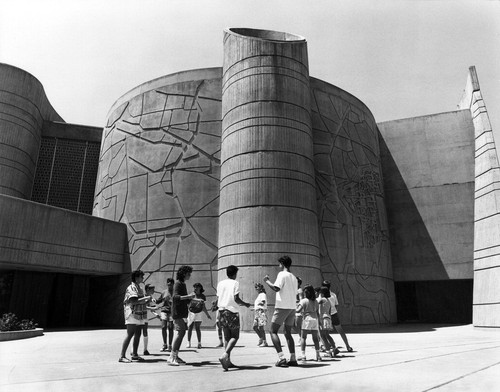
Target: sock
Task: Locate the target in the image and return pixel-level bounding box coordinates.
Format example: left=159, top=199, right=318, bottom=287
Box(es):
left=301, top=351, right=306, bottom=357
left=144, top=337, right=148, bottom=351
left=315, top=349, right=320, bottom=357
left=278, top=352, right=285, bottom=360
left=290, top=353, right=296, bottom=361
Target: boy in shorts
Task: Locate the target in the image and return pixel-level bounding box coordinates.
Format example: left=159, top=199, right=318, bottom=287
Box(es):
left=263, top=255, right=299, bottom=367
left=157, top=278, right=174, bottom=352
left=216, top=265, right=251, bottom=371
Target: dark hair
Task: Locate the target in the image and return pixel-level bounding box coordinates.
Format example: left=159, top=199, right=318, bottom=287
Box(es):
left=322, top=280, right=331, bottom=290
left=193, top=282, right=205, bottom=293
left=176, top=265, right=193, bottom=282
left=167, top=278, right=174, bottom=285
left=297, top=276, right=302, bottom=286
left=131, top=270, right=144, bottom=283
left=227, top=265, right=238, bottom=277
left=303, top=285, right=316, bottom=300
left=278, top=255, right=292, bottom=269
left=145, top=283, right=155, bottom=291
left=254, top=282, right=266, bottom=293
left=320, top=286, right=331, bottom=298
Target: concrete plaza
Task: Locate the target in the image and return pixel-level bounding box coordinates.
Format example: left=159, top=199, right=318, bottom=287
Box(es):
left=1, top=324, right=499, bottom=392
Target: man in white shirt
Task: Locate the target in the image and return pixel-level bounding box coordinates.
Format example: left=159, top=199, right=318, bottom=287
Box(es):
left=263, top=255, right=299, bottom=367
left=217, top=265, right=251, bottom=370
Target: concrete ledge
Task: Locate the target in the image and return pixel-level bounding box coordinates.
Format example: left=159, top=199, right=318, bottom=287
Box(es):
left=0, top=328, right=44, bottom=341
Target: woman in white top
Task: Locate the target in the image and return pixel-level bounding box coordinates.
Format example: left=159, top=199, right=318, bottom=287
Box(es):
left=252, top=283, right=269, bottom=347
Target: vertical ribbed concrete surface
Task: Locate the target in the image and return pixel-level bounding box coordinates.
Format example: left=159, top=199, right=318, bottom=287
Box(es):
left=0, top=64, right=62, bottom=198
left=458, top=66, right=500, bottom=327
left=220, top=28, right=321, bottom=328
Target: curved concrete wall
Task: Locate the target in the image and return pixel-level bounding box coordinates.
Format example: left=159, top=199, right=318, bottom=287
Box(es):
left=93, top=68, right=222, bottom=317
left=0, top=64, right=62, bottom=198
left=311, top=78, right=397, bottom=324
left=220, top=28, right=321, bottom=328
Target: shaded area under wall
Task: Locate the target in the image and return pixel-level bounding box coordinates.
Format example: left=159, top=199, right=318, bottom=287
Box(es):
left=0, top=270, right=127, bottom=328
left=395, top=279, right=473, bottom=324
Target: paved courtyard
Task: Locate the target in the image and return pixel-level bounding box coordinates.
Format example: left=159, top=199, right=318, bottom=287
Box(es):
left=1, top=324, right=499, bottom=392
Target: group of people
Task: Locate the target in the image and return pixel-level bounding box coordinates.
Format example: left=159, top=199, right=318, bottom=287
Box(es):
left=119, top=255, right=353, bottom=370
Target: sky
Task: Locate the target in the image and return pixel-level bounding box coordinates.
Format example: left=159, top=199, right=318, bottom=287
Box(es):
left=1, top=0, right=499, bottom=143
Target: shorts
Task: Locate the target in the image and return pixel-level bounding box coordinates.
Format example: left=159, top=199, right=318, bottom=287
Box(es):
left=252, top=309, right=268, bottom=328
left=322, top=317, right=333, bottom=332
left=173, top=318, right=188, bottom=331
left=331, top=313, right=340, bottom=326
left=301, top=315, right=318, bottom=331
left=219, top=309, right=240, bottom=330
left=125, top=315, right=146, bottom=326
left=271, top=308, right=295, bottom=327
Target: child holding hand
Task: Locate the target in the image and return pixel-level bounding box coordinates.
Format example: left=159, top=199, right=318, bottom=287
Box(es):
left=296, top=285, right=322, bottom=362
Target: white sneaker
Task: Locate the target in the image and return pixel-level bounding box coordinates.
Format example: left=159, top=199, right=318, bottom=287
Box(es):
left=168, top=358, right=179, bottom=366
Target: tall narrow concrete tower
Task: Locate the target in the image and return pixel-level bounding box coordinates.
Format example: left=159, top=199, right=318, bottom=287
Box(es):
left=459, top=66, right=500, bottom=327
left=219, top=28, right=322, bottom=329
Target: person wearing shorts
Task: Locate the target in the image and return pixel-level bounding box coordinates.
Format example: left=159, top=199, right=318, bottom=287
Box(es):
left=119, top=270, right=151, bottom=363
left=263, top=255, right=299, bottom=367
left=322, top=280, right=353, bottom=352
left=167, top=266, right=195, bottom=366
left=157, top=278, right=174, bottom=352
left=216, top=265, right=251, bottom=371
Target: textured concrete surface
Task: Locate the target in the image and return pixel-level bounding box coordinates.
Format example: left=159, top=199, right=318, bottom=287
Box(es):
left=378, top=110, right=475, bottom=281
left=0, top=194, right=127, bottom=274
left=0, top=63, right=62, bottom=199
left=220, top=28, right=322, bottom=330
left=458, top=66, right=500, bottom=327
left=1, top=324, right=499, bottom=392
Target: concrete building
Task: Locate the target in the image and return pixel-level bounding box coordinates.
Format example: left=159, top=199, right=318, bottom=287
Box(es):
left=0, top=28, right=498, bottom=329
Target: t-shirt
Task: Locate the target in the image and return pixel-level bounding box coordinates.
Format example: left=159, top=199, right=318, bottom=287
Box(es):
left=329, top=291, right=339, bottom=315
left=318, top=297, right=331, bottom=318
left=217, top=279, right=240, bottom=314
left=273, top=270, right=298, bottom=309
left=157, top=289, right=172, bottom=314
left=123, top=282, right=147, bottom=321
left=172, top=281, right=190, bottom=319
left=254, top=292, right=267, bottom=310
left=299, top=298, right=319, bottom=319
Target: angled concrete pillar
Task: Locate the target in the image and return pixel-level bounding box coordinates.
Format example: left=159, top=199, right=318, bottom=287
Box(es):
left=219, top=28, right=322, bottom=329
left=458, top=66, right=500, bottom=327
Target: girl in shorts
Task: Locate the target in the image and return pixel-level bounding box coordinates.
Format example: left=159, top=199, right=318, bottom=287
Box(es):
left=296, top=285, right=322, bottom=362
left=252, top=283, right=269, bottom=347
left=186, top=283, right=211, bottom=348
left=318, top=286, right=340, bottom=357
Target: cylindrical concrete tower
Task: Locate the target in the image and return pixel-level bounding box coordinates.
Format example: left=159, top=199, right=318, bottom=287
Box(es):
left=0, top=64, right=62, bottom=198
left=219, top=28, right=322, bottom=329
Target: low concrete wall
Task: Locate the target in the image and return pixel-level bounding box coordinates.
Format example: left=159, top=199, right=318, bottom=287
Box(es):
left=0, top=328, right=44, bottom=341
left=0, top=194, right=127, bottom=275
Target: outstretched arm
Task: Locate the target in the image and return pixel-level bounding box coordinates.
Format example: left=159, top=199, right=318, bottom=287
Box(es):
left=263, top=275, right=280, bottom=292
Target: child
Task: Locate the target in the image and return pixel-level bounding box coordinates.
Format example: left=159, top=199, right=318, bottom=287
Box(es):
left=142, top=283, right=159, bottom=355
left=252, top=283, right=268, bottom=347
left=318, top=286, right=340, bottom=357
left=296, top=285, right=322, bottom=362
left=210, top=299, right=224, bottom=347
left=294, top=277, right=303, bottom=336
left=186, top=283, right=212, bottom=349
left=157, top=278, right=174, bottom=352
left=322, top=280, right=353, bottom=352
